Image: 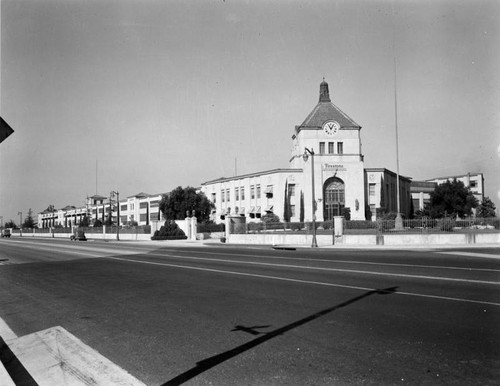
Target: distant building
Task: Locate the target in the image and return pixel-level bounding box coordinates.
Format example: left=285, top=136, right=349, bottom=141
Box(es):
left=38, top=192, right=165, bottom=229
left=426, top=173, right=484, bottom=203
left=410, top=172, right=484, bottom=215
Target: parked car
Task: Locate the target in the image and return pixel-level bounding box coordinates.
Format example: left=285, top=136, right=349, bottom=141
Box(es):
left=70, top=228, right=87, bottom=241
left=1, top=229, right=11, bottom=238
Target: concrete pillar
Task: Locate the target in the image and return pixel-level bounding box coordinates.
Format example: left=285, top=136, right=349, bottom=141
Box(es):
left=225, top=215, right=231, bottom=241
left=190, top=217, right=197, bottom=241
left=333, top=216, right=344, bottom=244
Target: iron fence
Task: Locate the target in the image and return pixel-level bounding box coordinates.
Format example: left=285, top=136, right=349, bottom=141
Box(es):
left=240, top=218, right=500, bottom=235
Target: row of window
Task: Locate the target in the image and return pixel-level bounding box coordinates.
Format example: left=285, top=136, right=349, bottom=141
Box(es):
left=222, top=205, right=297, bottom=218
left=319, top=142, right=343, bottom=155
left=217, top=184, right=296, bottom=203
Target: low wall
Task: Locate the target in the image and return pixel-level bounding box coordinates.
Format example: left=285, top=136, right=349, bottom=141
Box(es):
left=12, top=229, right=151, bottom=241
left=227, top=232, right=499, bottom=246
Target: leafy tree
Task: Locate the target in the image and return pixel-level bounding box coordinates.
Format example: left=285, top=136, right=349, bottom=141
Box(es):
left=476, top=196, right=497, bottom=218
left=80, top=215, right=91, bottom=227
left=4, top=220, right=17, bottom=229
left=159, top=186, right=214, bottom=222
left=425, top=179, right=478, bottom=218
left=22, top=208, right=36, bottom=229
left=93, top=219, right=103, bottom=227
left=104, top=214, right=113, bottom=226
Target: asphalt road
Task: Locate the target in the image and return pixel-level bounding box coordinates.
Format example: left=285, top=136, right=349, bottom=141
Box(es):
left=0, top=238, right=499, bottom=385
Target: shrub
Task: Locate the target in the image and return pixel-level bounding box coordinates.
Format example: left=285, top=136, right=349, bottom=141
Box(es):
left=151, top=220, right=187, bottom=240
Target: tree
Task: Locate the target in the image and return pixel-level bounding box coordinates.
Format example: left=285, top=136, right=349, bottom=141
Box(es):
left=80, top=215, right=91, bottom=227
left=4, top=220, right=17, bottom=229
left=159, top=186, right=214, bottom=222
left=425, top=179, right=478, bottom=218
left=23, top=208, right=35, bottom=229
left=299, top=191, right=304, bottom=223
left=283, top=180, right=291, bottom=222
left=476, top=196, right=497, bottom=218
left=22, top=208, right=36, bottom=229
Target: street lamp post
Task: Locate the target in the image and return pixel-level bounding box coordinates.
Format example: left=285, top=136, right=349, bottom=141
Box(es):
left=111, top=191, right=120, bottom=240
left=303, top=147, right=318, bottom=248
left=18, top=211, right=22, bottom=237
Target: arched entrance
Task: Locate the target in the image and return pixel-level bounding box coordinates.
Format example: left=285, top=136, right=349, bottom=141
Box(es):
left=323, top=177, right=345, bottom=221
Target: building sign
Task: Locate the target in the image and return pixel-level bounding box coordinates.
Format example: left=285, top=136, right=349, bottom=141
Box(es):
left=322, top=164, right=346, bottom=172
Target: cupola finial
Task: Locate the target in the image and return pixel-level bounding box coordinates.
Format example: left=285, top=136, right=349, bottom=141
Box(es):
left=319, top=78, right=331, bottom=102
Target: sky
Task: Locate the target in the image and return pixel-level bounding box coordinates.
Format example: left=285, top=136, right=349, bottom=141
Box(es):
left=1, top=0, right=499, bottom=224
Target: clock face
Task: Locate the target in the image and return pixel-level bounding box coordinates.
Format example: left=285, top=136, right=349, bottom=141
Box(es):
left=322, top=120, right=340, bottom=135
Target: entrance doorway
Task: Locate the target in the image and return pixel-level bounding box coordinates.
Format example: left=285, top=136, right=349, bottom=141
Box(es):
left=324, top=177, right=345, bottom=221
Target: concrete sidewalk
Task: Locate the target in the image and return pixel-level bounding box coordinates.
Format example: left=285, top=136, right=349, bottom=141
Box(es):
left=0, top=322, right=146, bottom=386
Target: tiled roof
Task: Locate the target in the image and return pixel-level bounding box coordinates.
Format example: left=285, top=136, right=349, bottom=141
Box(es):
left=297, top=80, right=360, bottom=130
left=299, top=101, right=360, bottom=129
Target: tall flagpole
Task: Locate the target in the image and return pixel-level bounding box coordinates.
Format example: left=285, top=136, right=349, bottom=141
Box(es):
left=393, top=1, right=403, bottom=230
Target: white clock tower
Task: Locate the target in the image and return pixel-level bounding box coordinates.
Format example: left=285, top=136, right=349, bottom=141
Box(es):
left=290, top=79, right=366, bottom=221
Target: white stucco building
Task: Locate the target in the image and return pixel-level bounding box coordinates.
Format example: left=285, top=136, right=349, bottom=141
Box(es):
left=38, top=192, right=164, bottom=229
left=201, top=80, right=412, bottom=223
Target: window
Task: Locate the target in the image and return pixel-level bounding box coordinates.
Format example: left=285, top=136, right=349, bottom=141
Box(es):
left=235, top=188, right=239, bottom=201
left=251, top=185, right=255, bottom=199
left=470, top=180, right=477, bottom=188
left=328, top=142, right=334, bottom=154
left=140, top=202, right=148, bottom=209
left=324, top=178, right=345, bottom=221
left=289, top=184, right=296, bottom=197
left=240, top=187, right=245, bottom=200
left=369, top=183, right=376, bottom=204
left=211, top=193, right=216, bottom=203
left=226, top=188, right=230, bottom=202
left=319, top=142, right=325, bottom=154
left=140, top=213, right=148, bottom=222
left=290, top=204, right=296, bottom=217
left=256, top=184, right=261, bottom=199
left=337, top=142, right=343, bottom=154
left=150, top=200, right=159, bottom=208
left=221, top=190, right=225, bottom=203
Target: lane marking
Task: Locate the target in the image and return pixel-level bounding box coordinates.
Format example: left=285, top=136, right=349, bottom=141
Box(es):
left=105, top=256, right=500, bottom=307
left=438, top=251, right=500, bottom=259
left=1, top=240, right=139, bottom=258
left=146, top=252, right=500, bottom=286
left=165, top=249, right=500, bottom=273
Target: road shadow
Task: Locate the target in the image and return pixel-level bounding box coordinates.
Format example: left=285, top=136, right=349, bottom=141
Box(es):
left=162, top=286, right=398, bottom=386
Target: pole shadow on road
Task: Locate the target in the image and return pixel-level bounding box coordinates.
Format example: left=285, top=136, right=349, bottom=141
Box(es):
left=162, top=286, right=398, bottom=386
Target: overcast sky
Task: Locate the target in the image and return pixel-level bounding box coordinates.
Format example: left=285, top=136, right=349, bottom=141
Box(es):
left=1, top=0, right=499, bottom=223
